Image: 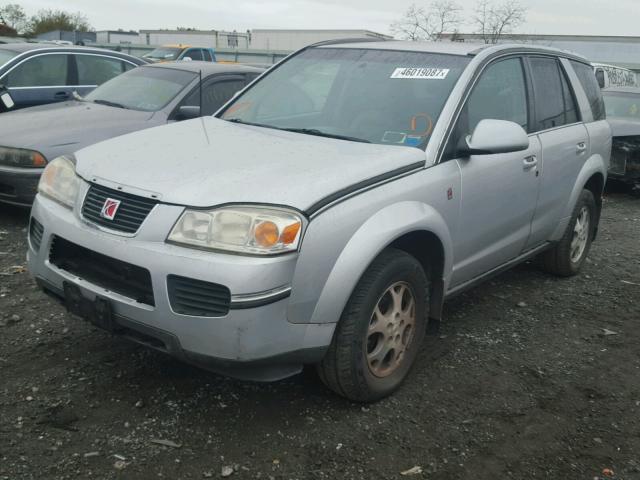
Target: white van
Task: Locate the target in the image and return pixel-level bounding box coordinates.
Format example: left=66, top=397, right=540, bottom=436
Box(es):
left=593, top=63, right=638, bottom=89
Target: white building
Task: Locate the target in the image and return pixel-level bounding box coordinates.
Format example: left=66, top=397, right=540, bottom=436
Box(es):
left=439, top=33, right=640, bottom=72
left=95, top=30, right=140, bottom=44
left=250, top=29, right=393, bottom=51
left=138, top=29, right=250, bottom=49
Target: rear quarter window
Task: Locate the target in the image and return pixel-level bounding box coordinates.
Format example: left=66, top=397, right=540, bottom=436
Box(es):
left=570, top=60, right=606, bottom=121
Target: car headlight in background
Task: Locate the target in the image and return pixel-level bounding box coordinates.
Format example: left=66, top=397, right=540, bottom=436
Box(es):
left=0, top=146, right=47, bottom=168
left=168, top=206, right=304, bottom=255
left=37, top=156, right=80, bottom=209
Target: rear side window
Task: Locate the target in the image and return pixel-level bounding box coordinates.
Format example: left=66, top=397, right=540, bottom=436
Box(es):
left=75, top=55, right=130, bottom=85
left=203, top=49, right=212, bottom=62
left=183, top=77, right=246, bottom=115
left=4, top=54, right=69, bottom=87
left=529, top=57, right=579, bottom=131
left=570, top=60, right=606, bottom=121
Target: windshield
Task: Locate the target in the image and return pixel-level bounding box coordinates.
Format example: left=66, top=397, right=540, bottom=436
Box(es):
left=219, top=47, right=470, bottom=148
left=143, top=47, right=182, bottom=61
left=85, top=66, right=197, bottom=112
left=604, top=92, right=640, bottom=121
left=0, top=50, right=18, bottom=69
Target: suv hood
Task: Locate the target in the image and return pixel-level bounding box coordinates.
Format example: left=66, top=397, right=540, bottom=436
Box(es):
left=75, top=117, right=426, bottom=212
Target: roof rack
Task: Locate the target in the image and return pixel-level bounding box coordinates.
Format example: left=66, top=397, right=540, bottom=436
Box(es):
left=307, top=37, right=387, bottom=48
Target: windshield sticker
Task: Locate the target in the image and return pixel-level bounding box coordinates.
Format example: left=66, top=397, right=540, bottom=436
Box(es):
left=382, top=131, right=407, bottom=144
left=390, top=67, right=450, bottom=80
left=404, top=136, right=424, bottom=147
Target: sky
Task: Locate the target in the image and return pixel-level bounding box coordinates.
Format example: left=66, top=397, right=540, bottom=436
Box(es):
left=15, top=0, right=640, bottom=37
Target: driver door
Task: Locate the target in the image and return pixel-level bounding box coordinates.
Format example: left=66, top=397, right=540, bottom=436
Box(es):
left=448, top=56, right=542, bottom=287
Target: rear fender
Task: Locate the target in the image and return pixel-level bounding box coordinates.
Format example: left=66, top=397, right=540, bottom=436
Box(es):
left=551, top=153, right=608, bottom=241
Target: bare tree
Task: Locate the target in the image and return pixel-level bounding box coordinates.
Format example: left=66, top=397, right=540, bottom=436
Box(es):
left=391, top=1, right=463, bottom=42
left=472, top=0, right=527, bottom=44
left=0, top=3, right=27, bottom=33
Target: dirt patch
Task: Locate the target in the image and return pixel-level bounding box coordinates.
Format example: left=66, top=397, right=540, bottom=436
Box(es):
left=1, top=194, right=639, bottom=480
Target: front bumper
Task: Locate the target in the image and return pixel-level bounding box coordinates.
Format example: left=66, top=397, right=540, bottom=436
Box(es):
left=28, top=193, right=335, bottom=381
left=0, top=165, right=42, bottom=207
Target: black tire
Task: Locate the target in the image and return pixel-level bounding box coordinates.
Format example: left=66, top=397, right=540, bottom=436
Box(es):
left=541, top=189, right=597, bottom=277
left=317, top=249, right=429, bottom=402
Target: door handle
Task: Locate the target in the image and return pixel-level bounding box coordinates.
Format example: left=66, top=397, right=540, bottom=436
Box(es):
left=576, top=142, right=587, bottom=154
left=54, top=91, right=70, bottom=100
left=523, top=155, right=538, bottom=170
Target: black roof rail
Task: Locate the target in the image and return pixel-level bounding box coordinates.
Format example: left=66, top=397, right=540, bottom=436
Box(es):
left=307, top=37, right=388, bottom=48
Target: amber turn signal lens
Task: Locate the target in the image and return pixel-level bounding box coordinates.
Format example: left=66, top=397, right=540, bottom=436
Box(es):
left=254, top=221, right=279, bottom=247
left=281, top=222, right=301, bottom=245
left=32, top=152, right=47, bottom=167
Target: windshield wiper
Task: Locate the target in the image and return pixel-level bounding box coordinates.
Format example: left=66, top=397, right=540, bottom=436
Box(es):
left=279, top=128, right=371, bottom=143
left=225, top=118, right=277, bottom=129
left=225, top=119, right=371, bottom=144
left=93, top=99, right=128, bottom=109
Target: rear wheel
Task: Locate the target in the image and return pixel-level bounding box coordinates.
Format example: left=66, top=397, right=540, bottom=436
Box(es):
left=317, top=249, right=428, bottom=402
left=541, top=189, right=597, bottom=276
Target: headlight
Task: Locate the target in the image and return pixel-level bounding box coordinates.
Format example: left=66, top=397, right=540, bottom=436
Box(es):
left=168, top=206, right=304, bottom=255
left=0, top=146, right=47, bottom=168
left=37, top=156, right=80, bottom=209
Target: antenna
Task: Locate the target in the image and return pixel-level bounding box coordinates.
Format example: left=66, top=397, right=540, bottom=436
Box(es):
left=199, top=70, right=203, bottom=117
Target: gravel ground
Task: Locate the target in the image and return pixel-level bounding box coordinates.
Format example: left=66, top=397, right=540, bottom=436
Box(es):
left=0, top=192, right=639, bottom=480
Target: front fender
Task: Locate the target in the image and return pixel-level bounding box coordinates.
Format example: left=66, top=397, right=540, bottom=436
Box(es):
left=289, top=200, right=453, bottom=325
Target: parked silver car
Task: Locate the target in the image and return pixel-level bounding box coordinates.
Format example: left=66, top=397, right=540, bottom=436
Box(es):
left=0, top=62, right=263, bottom=206
left=28, top=40, right=611, bottom=401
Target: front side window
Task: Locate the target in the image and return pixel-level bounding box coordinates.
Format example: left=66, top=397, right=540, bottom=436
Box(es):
left=219, top=47, right=471, bottom=149
left=571, top=60, right=606, bottom=121
left=4, top=54, right=68, bottom=87
left=75, top=55, right=130, bottom=85
left=603, top=92, right=640, bottom=121
left=85, top=66, right=196, bottom=111
left=467, top=57, right=528, bottom=133
left=186, top=49, right=204, bottom=61
left=529, top=56, right=579, bottom=131
left=443, top=57, right=528, bottom=161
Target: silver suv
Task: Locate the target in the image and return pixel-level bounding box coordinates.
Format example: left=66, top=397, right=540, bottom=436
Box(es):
left=28, top=41, right=611, bottom=402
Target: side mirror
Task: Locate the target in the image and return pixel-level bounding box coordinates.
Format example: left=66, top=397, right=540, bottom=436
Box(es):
left=175, top=105, right=201, bottom=120
left=458, top=119, right=529, bottom=156
left=0, top=85, right=15, bottom=112
left=181, top=56, right=193, bottom=62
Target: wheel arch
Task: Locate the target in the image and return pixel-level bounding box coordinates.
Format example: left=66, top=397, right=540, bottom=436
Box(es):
left=301, top=201, right=453, bottom=326
left=389, top=230, right=446, bottom=322
left=552, top=156, right=607, bottom=242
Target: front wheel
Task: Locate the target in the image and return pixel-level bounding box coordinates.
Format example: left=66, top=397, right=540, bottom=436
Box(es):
left=541, top=189, right=597, bottom=277
left=317, top=249, right=429, bottom=402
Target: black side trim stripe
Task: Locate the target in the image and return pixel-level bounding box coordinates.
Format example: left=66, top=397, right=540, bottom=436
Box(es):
left=305, top=161, right=425, bottom=216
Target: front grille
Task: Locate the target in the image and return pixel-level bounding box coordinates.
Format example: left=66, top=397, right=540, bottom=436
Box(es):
left=167, top=275, right=231, bottom=317
left=82, top=183, right=157, bottom=234
left=29, top=217, right=44, bottom=251
left=50, top=236, right=155, bottom=306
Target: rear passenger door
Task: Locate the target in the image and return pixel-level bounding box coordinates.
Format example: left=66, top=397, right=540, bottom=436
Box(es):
left=449, top=56, right=542, bottom=286
left=524, top=55, right=589, bottom=248
left=2, top=53, right=72, bottom=109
